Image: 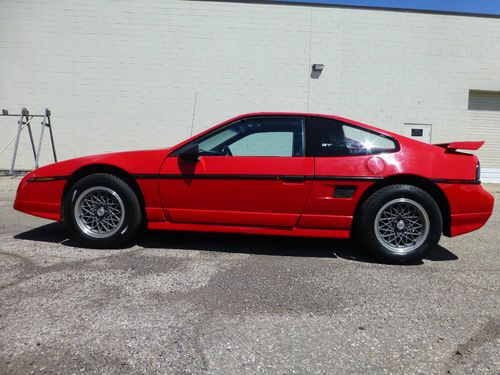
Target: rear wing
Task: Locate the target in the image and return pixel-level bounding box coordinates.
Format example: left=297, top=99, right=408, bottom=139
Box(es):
left=434, top=141, right=484, bottom=152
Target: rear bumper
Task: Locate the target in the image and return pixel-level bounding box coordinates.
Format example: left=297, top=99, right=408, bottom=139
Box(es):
left=439, top=182, right=494, bottom=237
left=449, top=211, right=493, bottom=237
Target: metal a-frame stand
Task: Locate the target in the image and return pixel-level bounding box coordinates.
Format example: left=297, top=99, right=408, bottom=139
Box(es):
left=0, top=107, right=57, bottom=174
left=35, top=109, right=57, bottom=169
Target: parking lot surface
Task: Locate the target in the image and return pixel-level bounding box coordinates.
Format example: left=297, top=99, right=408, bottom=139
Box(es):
left=0, top=175, right=499, bottom=374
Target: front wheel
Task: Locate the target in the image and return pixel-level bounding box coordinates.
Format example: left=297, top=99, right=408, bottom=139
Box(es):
left=357, top=184, right=442, bottom=262
left=64, top=173, right=142, bottom=248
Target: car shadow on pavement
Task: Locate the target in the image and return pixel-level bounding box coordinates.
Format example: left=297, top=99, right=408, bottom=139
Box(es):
left=14, top=222, right=458, bottom=265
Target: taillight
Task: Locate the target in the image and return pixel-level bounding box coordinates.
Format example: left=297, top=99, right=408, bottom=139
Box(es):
left=476, top=161, right=481, bottom=181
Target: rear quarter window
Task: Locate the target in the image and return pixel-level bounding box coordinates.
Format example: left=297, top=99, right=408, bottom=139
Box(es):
left=306, top=117, right=397, bottom=157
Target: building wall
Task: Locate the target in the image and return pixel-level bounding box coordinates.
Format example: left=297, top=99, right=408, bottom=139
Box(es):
left=1, top=0, right=500, bottom=171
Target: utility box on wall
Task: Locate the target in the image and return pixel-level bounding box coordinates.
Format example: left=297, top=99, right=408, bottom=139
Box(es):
left=403, top=124, right=432, bottom=144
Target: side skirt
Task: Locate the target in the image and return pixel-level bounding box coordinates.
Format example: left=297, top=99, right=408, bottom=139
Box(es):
left=147, top=221, right=350, bottom=239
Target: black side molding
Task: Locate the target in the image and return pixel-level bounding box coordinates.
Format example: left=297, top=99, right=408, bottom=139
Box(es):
left=132, top=174, right=384, bottom=182
left=130, top=174, right=481, bottom=185
left=430, top=178, right=481, bottom=185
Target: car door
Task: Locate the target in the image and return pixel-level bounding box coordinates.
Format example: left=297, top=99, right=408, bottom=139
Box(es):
left=159, top=116, right=314, bottom=227
left=298, top=116, right=399, bottom=230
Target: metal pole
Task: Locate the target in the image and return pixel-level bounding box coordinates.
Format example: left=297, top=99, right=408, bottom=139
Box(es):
left=26, top=112, right=38, bottom=163
left=46, top=109, right=57, bottom=162
left=190, top=91, right=198, bottom=137
left=0, top=113, right=45, bottom=117
left=35, top=114, right=47, bottom=168
left=9, top=109, right=26, bottom=174
left=0, top=126, right=26, bottom=155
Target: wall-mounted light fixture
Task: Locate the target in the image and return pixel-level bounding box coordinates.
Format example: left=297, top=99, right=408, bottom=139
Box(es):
left=312, top=64, right=324, bottom=72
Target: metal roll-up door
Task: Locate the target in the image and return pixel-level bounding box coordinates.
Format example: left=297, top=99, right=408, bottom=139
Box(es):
left=467, top=91, right=500, bottom=173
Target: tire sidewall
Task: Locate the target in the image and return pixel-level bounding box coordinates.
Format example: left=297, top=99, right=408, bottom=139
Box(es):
left=64, top=174, right=141, bottom=248
left=359, top=185, right=442, bottom=262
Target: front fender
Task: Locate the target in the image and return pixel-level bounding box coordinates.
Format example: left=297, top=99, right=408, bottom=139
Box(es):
left=14, top=149, right=169, bottom=221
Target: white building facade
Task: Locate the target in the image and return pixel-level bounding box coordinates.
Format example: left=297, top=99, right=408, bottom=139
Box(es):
left=1, top=0, right=500, bottom=179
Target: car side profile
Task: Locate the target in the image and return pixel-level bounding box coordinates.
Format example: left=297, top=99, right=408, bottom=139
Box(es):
left=14, top=113, right=494, bottom=262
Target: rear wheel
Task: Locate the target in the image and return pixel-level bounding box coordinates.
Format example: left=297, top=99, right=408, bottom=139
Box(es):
left=357, top=184, right=442, bottom=262
left=64, top=173, right=142, bottom=248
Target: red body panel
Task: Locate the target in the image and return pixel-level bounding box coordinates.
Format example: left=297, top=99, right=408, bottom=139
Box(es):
left=438, top=183, right=494, bottom=236
left=159, top=156, right=314, bottom=227
left=14, top=177, right=66, bottom=221
left=14, top=149, right=168, bottom=221
left=14, top=112, right=494, bottom=241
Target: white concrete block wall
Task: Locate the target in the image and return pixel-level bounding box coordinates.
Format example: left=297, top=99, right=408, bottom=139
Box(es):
left=1, top=0, right=500, bottom=170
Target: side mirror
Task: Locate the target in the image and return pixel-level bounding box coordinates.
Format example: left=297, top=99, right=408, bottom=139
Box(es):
left=179, top=143, right=200, bottom=161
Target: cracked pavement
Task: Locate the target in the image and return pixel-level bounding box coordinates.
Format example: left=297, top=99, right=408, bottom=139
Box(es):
left=0, top=176, right=499, bottom=374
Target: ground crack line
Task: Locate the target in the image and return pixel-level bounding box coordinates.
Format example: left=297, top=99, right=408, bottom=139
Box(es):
left=441, top=316, right=500, bottom=374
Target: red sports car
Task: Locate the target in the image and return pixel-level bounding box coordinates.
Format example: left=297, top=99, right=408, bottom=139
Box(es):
left=14, top=113, right=494, bottom=262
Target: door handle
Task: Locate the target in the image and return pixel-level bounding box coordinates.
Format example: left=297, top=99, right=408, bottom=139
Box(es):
left=282, top=176, right=304, bottom=183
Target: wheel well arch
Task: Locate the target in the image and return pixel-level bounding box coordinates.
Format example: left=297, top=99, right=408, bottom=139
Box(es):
left=61, top=164, right=146, bottom=222
left=353, top=174, right=451, bottom=236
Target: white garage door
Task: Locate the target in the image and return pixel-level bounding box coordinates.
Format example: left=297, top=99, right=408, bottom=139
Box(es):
left=467, top=90, right=500, bottom=182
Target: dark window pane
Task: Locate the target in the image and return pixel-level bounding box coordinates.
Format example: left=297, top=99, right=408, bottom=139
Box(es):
left=411, top=129, right=423, bottom=137
left=306, top=117, right=347, bottom=156
left=306, top=117, right=397, bottom=156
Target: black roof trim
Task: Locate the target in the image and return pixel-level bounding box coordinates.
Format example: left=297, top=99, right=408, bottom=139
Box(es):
left=191, top=0, right=500, bottom=20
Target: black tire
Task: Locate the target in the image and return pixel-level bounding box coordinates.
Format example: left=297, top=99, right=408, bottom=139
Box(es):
left=63, top=173, right=142, bottom=248
left=357, top=184, right=442, bottom=263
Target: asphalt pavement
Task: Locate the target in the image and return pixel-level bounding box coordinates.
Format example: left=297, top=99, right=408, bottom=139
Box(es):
left=0, top=175, right=499, bottom=374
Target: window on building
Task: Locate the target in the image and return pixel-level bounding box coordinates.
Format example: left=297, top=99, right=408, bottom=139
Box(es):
left=468, top=90, right=500, bottom=111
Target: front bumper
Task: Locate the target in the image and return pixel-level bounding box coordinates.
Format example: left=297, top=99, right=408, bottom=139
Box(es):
left=13, top=173, right=66, bottom=221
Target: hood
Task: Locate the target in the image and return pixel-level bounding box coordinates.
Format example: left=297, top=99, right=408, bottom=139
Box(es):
left=26, top=148, right=170, bottom=179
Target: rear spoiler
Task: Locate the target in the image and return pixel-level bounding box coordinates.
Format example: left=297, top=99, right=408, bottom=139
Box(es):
left=434, top=141, right=484, bottom=151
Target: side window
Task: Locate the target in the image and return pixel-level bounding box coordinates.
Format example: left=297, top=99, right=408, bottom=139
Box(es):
left=229, top=132, right=295, bottom=156
left=306, top=117, right=397, bottom=157
left=180, top=117, right=305, bottom=157
left=342, top=126, right=396, bottom=155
